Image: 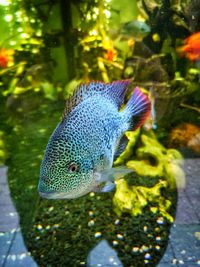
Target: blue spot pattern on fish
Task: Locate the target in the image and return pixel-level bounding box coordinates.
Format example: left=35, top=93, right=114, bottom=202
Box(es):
left=38, top=80, right=151, bottom=199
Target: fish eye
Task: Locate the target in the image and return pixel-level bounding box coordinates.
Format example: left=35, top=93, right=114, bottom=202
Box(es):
left=68, top=163, right=79, bottom=173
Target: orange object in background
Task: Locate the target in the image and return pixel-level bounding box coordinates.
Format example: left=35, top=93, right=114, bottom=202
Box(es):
left=177, top=32, right=200, bottom=61
left=0, top=48, right=14, bottom=68
left=102, top=38, right=117, bottom=62
left=168, top=123, right=200, bottom=154
left=105, top=48, right=117, bottom=61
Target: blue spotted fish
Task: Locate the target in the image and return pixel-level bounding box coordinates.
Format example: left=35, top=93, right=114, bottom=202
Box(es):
left=38, top=80, right=151, bottom=199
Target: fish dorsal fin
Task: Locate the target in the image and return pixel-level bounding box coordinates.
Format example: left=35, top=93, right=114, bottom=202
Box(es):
left=63, top=79, right=132, bottom=119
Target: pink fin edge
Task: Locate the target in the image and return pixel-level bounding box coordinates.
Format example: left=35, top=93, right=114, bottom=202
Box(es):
left=132, top=86, right=151, bottom=130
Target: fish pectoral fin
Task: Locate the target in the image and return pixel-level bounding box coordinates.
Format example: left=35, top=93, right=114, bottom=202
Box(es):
left=92, top=181, right=116, bottom=193
left=95, top=166, right=133, bottom=183
left=101, top=181, right=116, bottom=192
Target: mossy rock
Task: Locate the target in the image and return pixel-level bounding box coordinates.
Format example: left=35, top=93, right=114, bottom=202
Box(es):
left=113, top=179, right=173, bottom=222
left=112, top=130, right=182, bottom=233
left=125, top=130, right=184, bottom=189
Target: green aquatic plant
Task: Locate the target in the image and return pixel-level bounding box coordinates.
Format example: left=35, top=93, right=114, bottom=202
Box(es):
left=138, top=0, right=190, bottom=52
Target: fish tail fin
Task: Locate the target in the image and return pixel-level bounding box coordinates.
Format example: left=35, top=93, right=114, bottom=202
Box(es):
left=122, top=86, right=151, bottom=130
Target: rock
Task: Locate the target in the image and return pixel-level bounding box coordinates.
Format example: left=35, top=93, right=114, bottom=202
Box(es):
left=168, top=123, right=200, bottom=155
left=113, top=130, right=182, bottom=221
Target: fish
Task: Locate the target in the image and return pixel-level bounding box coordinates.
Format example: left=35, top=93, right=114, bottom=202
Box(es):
left=177, top=32, right=200, bottom=61
left=109, top=20, right=150, bottom=43
left=177, top=32, right=200, bottom=80
left=38, top=80, right=151, bottom=199
left=121, top=20, right=151, bottom=41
